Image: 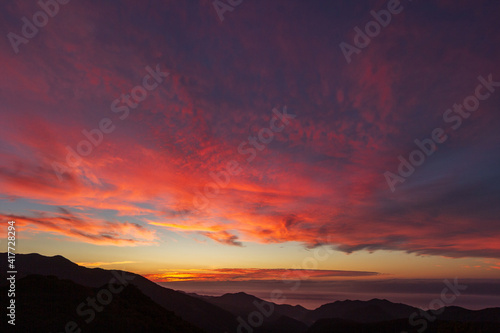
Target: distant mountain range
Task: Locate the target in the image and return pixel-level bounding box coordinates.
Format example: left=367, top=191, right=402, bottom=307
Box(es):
left=1, top=253, right=499, bottom=333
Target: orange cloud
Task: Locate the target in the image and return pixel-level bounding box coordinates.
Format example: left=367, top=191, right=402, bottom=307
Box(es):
left=1, top=0, right=499, bottom=262
left=0, top=209, right=157, bottom=246
left=76, top=261, right=137, bottom=267
left=144, top=268, right=380, bottom=282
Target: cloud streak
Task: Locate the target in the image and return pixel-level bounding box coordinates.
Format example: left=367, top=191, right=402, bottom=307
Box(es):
left=0, top=209, right=157, bottom=246
left=0, top=0, right=499, bottom=261
left=144, top=268, right=380, bottom=282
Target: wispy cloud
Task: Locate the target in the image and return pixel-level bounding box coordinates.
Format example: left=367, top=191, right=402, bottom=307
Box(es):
left=76, top=261, right=137, bottom=267
left=144, top=268, right=380, bottom=282
left=0, top=209, right=157, bottom=246
left=0, top=0, right=499, bottom=261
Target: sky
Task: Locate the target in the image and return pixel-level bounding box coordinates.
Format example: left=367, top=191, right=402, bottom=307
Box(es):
left=1, top=0, right=499, bottom=309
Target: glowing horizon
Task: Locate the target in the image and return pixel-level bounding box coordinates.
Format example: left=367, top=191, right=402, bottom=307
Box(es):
left=1, top=0, right=499, bottom=309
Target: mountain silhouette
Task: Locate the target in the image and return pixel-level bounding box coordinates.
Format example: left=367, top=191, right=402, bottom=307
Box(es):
left=307, top=317, right=500, bottom=333
left=0, top=274, right=204, bottom=332
left=306, top=298, right=418, bottom=324
left=198, top=292, right=309, bottom=332
left=200, top=291, right=309, bottom=322
left=0, top=253, right=236, bottom=333
left=1, top=253, right=499, bottom=333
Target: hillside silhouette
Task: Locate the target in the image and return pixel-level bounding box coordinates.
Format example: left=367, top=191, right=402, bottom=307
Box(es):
left=1, top=253, right=499, bottom=333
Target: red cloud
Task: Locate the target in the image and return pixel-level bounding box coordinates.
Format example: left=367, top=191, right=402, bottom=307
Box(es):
left=144, top=268, right=379, bottom=282
left=0, top=209, right=157, bottom=246
left=0, top=0, right=499, bottom=261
